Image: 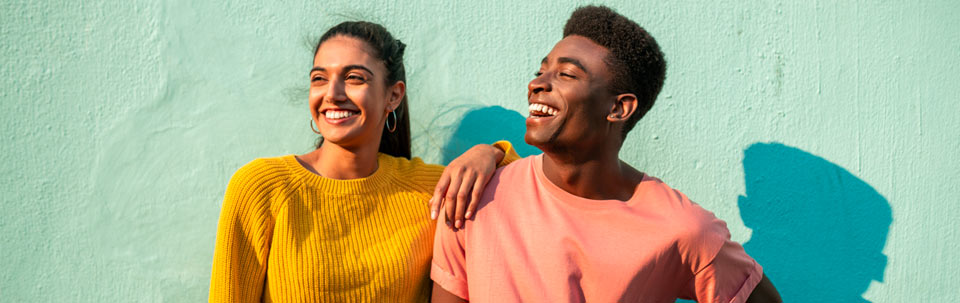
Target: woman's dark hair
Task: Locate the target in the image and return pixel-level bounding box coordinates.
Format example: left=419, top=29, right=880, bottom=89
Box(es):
left=313, top=21, right=411, bottom=159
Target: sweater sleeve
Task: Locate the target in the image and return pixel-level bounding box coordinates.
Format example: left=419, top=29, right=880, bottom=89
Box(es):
left=492, top=140, right=522, bottom=167
left=209, top=159, right=280, bottom=303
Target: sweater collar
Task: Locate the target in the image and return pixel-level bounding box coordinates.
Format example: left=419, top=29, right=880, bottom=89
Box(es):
left=283, top=153, right=396, bottom=195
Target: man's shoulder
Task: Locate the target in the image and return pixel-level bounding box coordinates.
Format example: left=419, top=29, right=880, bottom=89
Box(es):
left=635, top=175, right=723, bottom=227
left=493, top=154, right=538, bottom=174
left=467, top=155, right=540, bottom=217
left=486, top=155, right=539, bottom=193
left=636, top=174, right=695, bottom=208
left=636, top=175, right=731, bottom=246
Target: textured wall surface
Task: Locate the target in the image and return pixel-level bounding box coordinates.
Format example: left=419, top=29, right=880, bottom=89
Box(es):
left=2, top=0, right=958, bottom=301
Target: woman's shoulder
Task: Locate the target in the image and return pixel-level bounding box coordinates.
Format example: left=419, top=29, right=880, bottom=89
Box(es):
left=220, top=156, right=294, bottom=223
left=378, top=153, right=445, bottom=193
left=379, top=153, right=445, bottom=175
left=234, top=155, right=291, bottom=175
left=227, top=155, right=294, bottom=192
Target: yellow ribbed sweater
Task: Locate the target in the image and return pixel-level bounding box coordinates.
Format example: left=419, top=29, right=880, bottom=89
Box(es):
left=210, top=143, right=518, bottom=302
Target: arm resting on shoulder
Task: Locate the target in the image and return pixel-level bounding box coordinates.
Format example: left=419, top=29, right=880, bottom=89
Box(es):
left=430, top=140, right=520, bottom=228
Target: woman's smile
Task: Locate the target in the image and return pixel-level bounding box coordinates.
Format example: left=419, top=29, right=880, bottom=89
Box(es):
left=321, top=108, right=361, bottom=125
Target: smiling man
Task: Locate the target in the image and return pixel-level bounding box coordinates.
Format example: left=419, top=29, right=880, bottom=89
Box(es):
left=430, top=5, right=781, bottom=303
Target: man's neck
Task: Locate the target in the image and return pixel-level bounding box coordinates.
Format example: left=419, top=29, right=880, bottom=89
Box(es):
left=540, top=148, right=642, bottom=202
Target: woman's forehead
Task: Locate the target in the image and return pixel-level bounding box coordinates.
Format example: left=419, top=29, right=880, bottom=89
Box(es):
left=313, top=36, right=382, bottom=70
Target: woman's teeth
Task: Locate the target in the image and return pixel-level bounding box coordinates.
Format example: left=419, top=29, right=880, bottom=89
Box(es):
left=324, top=110, right=356, bottom=119
left=528, top=103, right=558, bottom=116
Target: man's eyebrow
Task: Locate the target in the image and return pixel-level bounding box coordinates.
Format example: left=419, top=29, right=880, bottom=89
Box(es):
left=557, top=57, right=588, bottom=74
left=310, top=65, right=375, bottom=76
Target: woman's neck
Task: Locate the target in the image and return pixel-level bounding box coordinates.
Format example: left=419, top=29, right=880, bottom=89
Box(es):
left=299, top=141, right=381, bottom=180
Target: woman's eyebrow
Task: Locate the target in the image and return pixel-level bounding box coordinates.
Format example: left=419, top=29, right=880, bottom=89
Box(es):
left=343, top=65, right=375, bottom=76
left=310, top=65, right=375, bottom=76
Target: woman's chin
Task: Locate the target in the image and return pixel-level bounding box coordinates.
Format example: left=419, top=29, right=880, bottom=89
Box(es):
left=317, top=129, right=373, bottom=148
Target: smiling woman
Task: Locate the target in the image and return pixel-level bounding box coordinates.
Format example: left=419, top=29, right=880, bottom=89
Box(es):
left=207, top=21, right=519, bottom=302
left=308, top=25, right=411, bottom=160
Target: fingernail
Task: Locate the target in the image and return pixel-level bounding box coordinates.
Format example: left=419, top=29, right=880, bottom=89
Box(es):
left=465, top=211, right=472, bottom=219
left=431, top=210, right=437, bottom=220
left=455, top=220, right=462, bottom=228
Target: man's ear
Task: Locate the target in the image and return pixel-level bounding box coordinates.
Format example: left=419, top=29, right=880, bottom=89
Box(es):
left=607, top=93, right=639, bottom=123
left=387, top=80, right=406, bottom=112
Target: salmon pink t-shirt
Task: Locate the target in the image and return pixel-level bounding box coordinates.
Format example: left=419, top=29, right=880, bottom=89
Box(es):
left=431, top=155, right=763, bottom=303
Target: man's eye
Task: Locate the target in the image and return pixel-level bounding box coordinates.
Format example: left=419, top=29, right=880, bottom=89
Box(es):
left=559, top=72, right=576, bottom=79
left=534, top=71, right=543, bottom=77
left=346, top=75, right=366, bottom=82
left=311, top=75, right=326, bottom=82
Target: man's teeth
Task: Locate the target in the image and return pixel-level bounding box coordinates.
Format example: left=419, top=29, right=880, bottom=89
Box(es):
left=324, top=110, right=356, bottom=119
left=528, top=103, right=558, bottom=116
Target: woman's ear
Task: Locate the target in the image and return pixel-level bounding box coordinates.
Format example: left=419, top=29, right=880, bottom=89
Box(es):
left=607, top=93, right=639, bottom=122
left=387, top=81, right=406, bottom=112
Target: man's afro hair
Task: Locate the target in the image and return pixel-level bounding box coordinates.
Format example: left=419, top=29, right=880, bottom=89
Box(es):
left=563, top=5, right=666, bottom=138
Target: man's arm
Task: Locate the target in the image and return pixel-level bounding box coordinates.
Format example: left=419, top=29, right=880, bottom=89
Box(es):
left=746, top=274, right=782, bottom=303
left=432, top=282, right=468, bottom=303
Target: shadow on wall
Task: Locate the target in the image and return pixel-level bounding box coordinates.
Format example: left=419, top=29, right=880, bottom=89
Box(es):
left=739, top=142, right=891, bottom=302
left=440, top=106, right=540, bottom=164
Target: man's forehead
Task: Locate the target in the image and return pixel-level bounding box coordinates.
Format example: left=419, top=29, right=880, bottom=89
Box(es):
left=541, top=35, right=613, bottom=81
left=543, top=35, right=609, bottom=66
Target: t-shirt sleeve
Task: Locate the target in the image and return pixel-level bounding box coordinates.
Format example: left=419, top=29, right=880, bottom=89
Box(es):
left=679, top=217, right=764, bottom=303
left=430, top=219, right=470, bottom=299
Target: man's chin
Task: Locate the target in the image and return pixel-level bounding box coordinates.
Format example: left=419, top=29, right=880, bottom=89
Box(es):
left=524, top=131, right=555, bottom=151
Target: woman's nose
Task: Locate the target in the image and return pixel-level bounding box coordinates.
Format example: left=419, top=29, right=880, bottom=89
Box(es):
left=325, top=78, right=348, bottom=102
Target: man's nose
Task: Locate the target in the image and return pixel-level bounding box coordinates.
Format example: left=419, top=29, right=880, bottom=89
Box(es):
left=528, top=74, right=552, bottom=95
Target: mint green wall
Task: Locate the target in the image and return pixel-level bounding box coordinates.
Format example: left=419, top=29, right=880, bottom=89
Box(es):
left=2, top=0, right=957, bottom=301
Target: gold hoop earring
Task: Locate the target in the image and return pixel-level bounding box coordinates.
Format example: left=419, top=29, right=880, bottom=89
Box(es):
left=310, top=119, right=321, bottom=134
left=385, top=111, right=398, bottom=133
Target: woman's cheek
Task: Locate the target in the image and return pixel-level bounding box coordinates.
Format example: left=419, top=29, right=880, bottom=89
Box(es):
left=308, top=92, right=323, bottom=116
